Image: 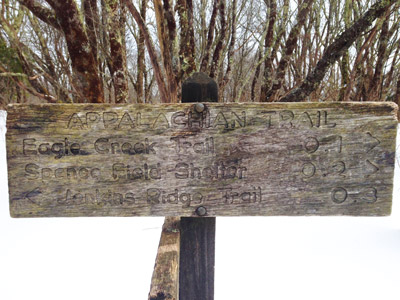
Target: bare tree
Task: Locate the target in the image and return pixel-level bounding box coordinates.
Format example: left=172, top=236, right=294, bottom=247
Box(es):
left=0, top=0, right=399, bottom=107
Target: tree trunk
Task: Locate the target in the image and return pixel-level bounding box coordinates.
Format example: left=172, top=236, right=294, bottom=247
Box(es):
left=338, top=0, right=351, bottom=101
left=106, top=0, right=129, bottom=103
left=177, top=0, right=196, bottom=80
left=200, top=0, right=219, bottom=73
left=18, top=0, right=61, bottom=30
left=136, top=0, right=147, bottom=103
left=265, top=0, right=314, bottom=101
left=251, top=49, right=262, bottom=102
left=123, top=0, right=169, bottom=103
left=45, top=0, right=104, bottom=103
left=83, top=0, right=100, bottom=66
left=280, top=0, right=397, bottom=103
left=210, top=0, right=226, bottom=79
left=222, top=0, right=237, bottom=90
left=259, top=0, right=279, bottom=102
left=154, top=0, right=178, bottom=103
left=368, top=9, right=391, bottom=99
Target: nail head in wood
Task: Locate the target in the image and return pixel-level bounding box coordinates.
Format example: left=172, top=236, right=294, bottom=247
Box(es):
left=196, top=206, right=207, bottom=216
left=194, top=103, right=205, bottom=113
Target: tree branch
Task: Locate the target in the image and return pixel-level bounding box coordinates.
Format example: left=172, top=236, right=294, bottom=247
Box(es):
left=177, top=0, right=196, bottom=80
left=83, top=0, right=100, bottom=64
left=136, top=0, right=147, bottom=103
left=280, top=0, right=397, bottom=102
left=265, top=0, right=314, bottom=101
left=106, top=0, right=128, bottom=103
left=43, top=0, right=104, bottom=103
left=222, top=0, right=237, bottom=88
left=210, top=0, right=226, bottom=79
left=122, top=0, right=169, bottom=103
left=18, top=0, right=61, bottom=30
left=200, top=0, right=219, bottom=72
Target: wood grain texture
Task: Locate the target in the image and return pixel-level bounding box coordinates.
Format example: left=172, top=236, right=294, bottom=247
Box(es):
left=179, top=217, right=215, bottom=300
left=6, top=102, right=398, bottom=217
left=148, top=217, right=180, bottom=300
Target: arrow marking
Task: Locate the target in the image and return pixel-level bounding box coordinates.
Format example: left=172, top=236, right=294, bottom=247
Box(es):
left=365, top=159, right=379, bottom=177
left=365, top=132, right=380, bottom=153
left=25, top=187, right=42, bottom=205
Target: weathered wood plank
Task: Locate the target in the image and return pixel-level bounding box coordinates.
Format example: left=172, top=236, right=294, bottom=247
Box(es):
left=6, top=102, right=398, bottom=217
left=148, top=217, right=180, bottom=300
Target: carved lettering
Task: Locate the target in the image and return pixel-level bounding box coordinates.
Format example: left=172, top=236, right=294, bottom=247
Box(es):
left=112, top=163, right=162, bottom=181
left=304, top=137, right=319, bottom=153
left=171, top=136, right=214, bottom=155
left=86, top=112, right=101, bottom=128
left=66, top=109, right=339, bottom=131
left=25, top=163, right=100, bottom=180
left=322, top=111, right=336, bottom=128
left=171, top=111, right=187, bottom=128
left=279, top=110, right=294, bottom=128
left=152, top=113, right=170, bottom=129
left=302, top=162, right=316, bottom=178
left=94, top=138, right=156, bottom=155
left=118, top=112, right=135, bottom=129
left=365, top=132, right=381, bottom=153
left=213, top=112, right=229, bottom=128
left=173, top=162, right=246, bottom=180
left=331, top=187, right=348, bottom=204
left=360, top=187, right=378, bottom=203
left=9, top=103, right=397, bottom=217
left=220, top=187, right=262, bottom=204
left=23, top=138, right=37, bottom=155
left=296, top=112, right=313, bottom=128
left=23, top=138, right=81, bottom=158
left=365, top=160, right=379, bottom=177
left=330, top=161, right=346, bottom=177
left=103, top=112, right=119, bottom=128
left=61, top=189, right=136, bottom=206
left=67, top=113, right=85, bottom=129
left=188, top=111, right=204, bottom=128
left=146, top=188, right=203, bottom=207
left=230, top=111, right=246, bottom=128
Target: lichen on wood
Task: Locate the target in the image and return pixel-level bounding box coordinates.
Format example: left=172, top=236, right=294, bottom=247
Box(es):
left=6, top=102, right=398, bottom=217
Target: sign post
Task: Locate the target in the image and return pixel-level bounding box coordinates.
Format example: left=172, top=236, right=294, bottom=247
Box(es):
left=178, top=73, right=217, bottom=300
left=6, top=86, right=398, bottom=300
left=7, top=102, right=397, bottom=217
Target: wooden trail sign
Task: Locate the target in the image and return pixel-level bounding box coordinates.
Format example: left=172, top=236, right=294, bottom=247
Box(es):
left=6, top=102, right=398, bottom=218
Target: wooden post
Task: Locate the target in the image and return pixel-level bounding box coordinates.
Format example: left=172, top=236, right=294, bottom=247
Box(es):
left=149, top=72, right=218, bottom=300
left=179, top=72, right=217, bottom=300
left=148, top=217, right=181, bottom=300
left=179, top=217, right=216, bottom=300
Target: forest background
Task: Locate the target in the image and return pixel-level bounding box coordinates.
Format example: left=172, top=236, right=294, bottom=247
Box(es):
left=0, top=0, right=400, bottom=108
